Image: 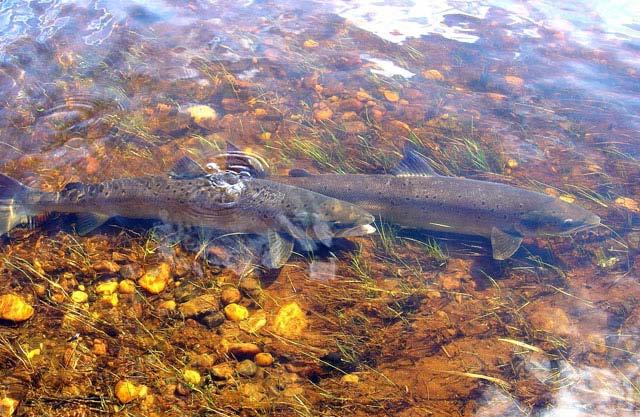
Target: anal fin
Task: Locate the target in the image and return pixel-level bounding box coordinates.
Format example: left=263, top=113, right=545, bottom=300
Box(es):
left=490, top=227, right=523, bottom=260
left=262, top=231, right=294, bottom=269
left=75, top=213, right=110, bottom=235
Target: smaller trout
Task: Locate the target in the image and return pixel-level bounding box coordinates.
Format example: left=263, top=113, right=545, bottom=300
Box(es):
left=0, top=157, right=375, bottom=267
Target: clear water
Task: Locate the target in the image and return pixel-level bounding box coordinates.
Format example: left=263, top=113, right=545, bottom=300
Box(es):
left=0, top=1, right=639, bottom=416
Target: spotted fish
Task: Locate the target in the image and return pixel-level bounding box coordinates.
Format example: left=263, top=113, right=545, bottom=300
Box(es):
left=223, top=144, right=600, bottom=260
left=0, top=157, right=375, bottom=267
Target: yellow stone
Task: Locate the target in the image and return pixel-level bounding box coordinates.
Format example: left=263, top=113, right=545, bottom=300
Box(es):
left=253, top=108, right=267, bottom=117
left=559, top=194, right=575, bottom=204
left=224, top=303, right=249, bottom=321
left=1, top=397, right=19, bottom=416
left=70, top=290, right=88, bottom=303
left=273, top=302, right=307, bottom=338
left=183, top=369, right=202, bottom=386
left=382, top=90, right=399, bottom=102
left=0, top=294, right=34, bottom=322
left=114, top=380, right=148, bottom=404
left=341, top=374, right=360, bottom=384
left=615, top=197, right=639, bottom=212
left=422, top=69, right=444, bottom=81
left=303, top=39, right=319, bottom=48
left=187, top=105, right=218, bottom=126
left=96, top=281, right=118, bottom=295
left=254, top=352, right=274, bottom=367
left=259, top=131, right=271, bottom=141
left=355, top=90, right=373, bottom=101
left=138, top=263, right=171, bottom=294
left=506, top=159, right=518, bottom=169
left=118, top=280, right=136, bottom=294
left=313, top=107, right=333, bottom=121
left=100, top=293, right=118, bottom=307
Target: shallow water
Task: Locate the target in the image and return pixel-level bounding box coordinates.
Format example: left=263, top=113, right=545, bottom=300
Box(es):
left=0, top=1, right=639, bottom=416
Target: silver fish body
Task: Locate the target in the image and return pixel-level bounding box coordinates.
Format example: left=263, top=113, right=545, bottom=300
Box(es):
left=224, top=144, right=600, bottom=260
left=0, top=159, right=375, bottom=267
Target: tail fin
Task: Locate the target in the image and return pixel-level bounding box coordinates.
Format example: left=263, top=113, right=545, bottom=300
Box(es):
left=0, top=173, right=31, bottom=235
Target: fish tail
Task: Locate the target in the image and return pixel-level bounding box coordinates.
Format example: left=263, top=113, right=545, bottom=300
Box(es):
left=0, top=173, right=34, bottom=235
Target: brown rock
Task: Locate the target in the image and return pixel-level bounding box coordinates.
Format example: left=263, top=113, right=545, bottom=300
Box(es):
left=220, top=287, right=241, bottom=305
left=228, top=342, right=261, bottom=359
left=179, top=294, right=219, bottom=318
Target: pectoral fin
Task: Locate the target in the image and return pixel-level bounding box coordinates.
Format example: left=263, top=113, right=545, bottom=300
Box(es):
left=490, top=227, right=523, bottom=260
left=262, top=231, right=294, bottom=269
left=75, top=213, right=110, bottom=235
left=312, top=220, right=333, bottom=246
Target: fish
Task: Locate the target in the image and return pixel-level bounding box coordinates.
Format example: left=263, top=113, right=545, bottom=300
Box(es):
left=221, top=143, right=600, bottom=260
left=0, top=157, right=375, bottom=268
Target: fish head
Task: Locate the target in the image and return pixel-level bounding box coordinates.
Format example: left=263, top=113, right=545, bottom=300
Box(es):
left=516, top=199, right=600, bottom=236
left=307, top=198, right=376, bottom=239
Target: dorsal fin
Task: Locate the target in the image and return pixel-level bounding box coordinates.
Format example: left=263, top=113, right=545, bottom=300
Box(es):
left=392, top=143, right=440, bottom=177
left=170, top=156, right=207, bottom=179
left=288, top=168, right=312, bottom=177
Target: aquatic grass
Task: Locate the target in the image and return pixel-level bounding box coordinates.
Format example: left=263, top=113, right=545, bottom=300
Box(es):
left=376, top=222, right=400, bottom=259
left=401, top=236, right=449, bottom=267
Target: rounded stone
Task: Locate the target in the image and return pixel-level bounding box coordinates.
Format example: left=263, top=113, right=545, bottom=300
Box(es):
left=254, top=352, right=274, bottom=367
left=220, top=287, right=241, bottom=305
left=224, top=303, right=249, bottom=321
left=236, top=360, right=258, bottom=377
left=0, top=294, right=34, bottom=322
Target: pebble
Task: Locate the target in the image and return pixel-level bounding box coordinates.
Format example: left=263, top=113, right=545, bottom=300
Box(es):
left=210, top=363, right=234, bottom=380
left=100, top=293, right=119, bottom=308
left=138, top=263, right=171, bottom=294
left=239, top=277, right=261, bottom=294
left=224, top=303, right=249, bottom=321
left=313, top=106, right=333, bottom=122
left=70, top=290, right=88, bottom=303
left=236, top=360, right=258, bottom=377
left=422, top=69, right=444, bottom=81
left=187, top=105, right=218, bottom=130
left=114, top=380, right=148, bottom=404
left=341, top=374, right=359, bottom=384
left=273, top=302, right=307, bottom=338
left=254, top=352, right=274, bottom=367
left=220, top=287, right=242, bottom=305
left=183, top=369, right=202, bottom=386
left=95, top=281, right=118, bottom=295
left=199, top=311, right=225, bottom=329
left=227, top=342, right=261, bottom=359
left=0, top=294, right=34, bottom=322
left=1, top=397, right=19, bottom=416
left=303, top=39, right=319, bottom=48
left=179, top=294, right=219, bottom=318
left=92, top=339, right=108, bottom=356
left=382, top=90, right=399, bottom=102
left=118, top=280, right=136, bottom=294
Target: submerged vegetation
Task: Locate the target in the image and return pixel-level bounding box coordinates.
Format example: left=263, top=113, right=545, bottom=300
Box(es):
left=0, top=1, right=639, bottom=417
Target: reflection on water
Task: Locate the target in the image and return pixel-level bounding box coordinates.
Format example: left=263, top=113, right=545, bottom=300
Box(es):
left=0, top=0, right=639, bottom=416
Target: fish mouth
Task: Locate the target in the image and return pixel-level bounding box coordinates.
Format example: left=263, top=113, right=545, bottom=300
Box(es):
left=551, top=214, right=601, bottom=236
left=333, top=224, right=376, bottom=238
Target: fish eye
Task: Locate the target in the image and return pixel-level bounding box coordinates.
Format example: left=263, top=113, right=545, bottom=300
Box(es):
left=562, top=218, right=575, bottom=227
